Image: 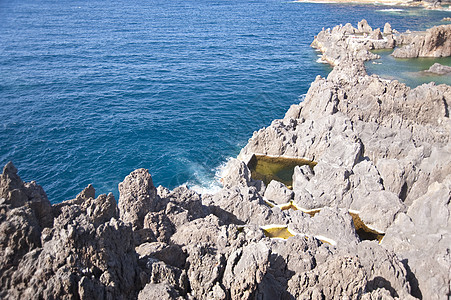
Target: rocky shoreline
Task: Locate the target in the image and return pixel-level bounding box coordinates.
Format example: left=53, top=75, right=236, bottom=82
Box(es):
left=1, top=21, right=450, bottom=299
left=295, top=0, right=451, bottom=10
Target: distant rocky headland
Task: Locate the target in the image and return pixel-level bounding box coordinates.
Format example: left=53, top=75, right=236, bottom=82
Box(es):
left=1, top=21, right=450, bottom=299
left=296, top=0, right=451, bottom=10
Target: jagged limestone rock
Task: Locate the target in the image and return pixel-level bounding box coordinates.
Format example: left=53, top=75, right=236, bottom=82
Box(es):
left=393, top=24, right=451, bottom=58
left=118, top=168, right=159, bottom=230
left=383, top=175, right=451, bottom=300
left=2, top=20, right=450, bottom=299
left=264, top=180, right=293, bottom=205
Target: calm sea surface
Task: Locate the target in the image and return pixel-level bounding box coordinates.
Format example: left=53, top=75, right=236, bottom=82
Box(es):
left=1, top=0, right=450, bottom=203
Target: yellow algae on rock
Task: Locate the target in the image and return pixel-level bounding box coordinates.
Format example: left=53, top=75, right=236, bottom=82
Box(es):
left=268, top=204, right=384, bottom=243
left=349, top=212, right=385, bottom=243
left=247, top=154, right=316, bottom=188
left=275, top=201, right=322, bottom=217
left=276, top=200, right=301, bottom=211
left=261, top=225, right=296, bottom=239
left=314, top=235, right=337, bottom=246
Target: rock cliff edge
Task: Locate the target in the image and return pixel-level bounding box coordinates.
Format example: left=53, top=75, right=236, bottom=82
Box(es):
left=1, top=21, right=450, bottom=300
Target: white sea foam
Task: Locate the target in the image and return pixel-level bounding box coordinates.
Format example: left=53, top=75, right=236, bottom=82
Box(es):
left=298, top=93, right=307, bottom=102
left=185, top=157, right=232, bottom=195
left=189, top=181, right=222, bottom=195
left=378, top=8, right=404, bottom=12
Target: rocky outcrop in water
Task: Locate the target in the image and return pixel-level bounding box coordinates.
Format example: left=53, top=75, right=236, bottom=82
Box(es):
left=1, top=20, right=450, bottom=299
left=310, top=20, right=398, bottom=67
left=392, top=24, right=451, bottom=58
left=425, top=62, right=451, bottom=75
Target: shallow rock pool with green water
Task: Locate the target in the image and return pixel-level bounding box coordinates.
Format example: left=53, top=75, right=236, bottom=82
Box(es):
left=366, top=49, right=451, bottom=88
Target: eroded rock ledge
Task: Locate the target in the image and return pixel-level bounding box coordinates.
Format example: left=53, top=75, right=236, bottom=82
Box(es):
left=1, top=21, right=450, bottom=300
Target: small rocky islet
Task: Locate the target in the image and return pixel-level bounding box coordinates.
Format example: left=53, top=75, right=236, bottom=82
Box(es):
left=1, top=21, right=450, bottom=299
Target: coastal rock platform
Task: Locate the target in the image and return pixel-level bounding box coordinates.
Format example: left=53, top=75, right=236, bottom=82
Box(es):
left=1, top=21, right=450, bottom=299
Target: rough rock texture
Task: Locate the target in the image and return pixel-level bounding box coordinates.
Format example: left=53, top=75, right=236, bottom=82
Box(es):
left=2, top=20, right=450, bottom=300
left=393, top=24, right=451, bottom=58
left=0, top=163, right=140, bottom=300
left=264, top=180, right=293, bottom=204
left=382, top=175, right=451, bottom=299
left=0, top=159, right=420, bottom=299
left=310, top=21, right=383, bottom=66
left=118, top=168, right=159, bottom=230
left=236, top=20, right=451, bottom=299
left=0, top=161, right=53, bottom=229
left=425, top=62, right=451, bottom=75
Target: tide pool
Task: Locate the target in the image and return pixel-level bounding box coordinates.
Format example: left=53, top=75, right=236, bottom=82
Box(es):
left=367, top=49, right=451, bottom=87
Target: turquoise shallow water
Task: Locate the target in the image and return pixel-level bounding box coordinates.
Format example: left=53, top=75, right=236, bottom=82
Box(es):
left=366, top=50, right=451, bottom=87
left=1, top=0, right=450, bottom=203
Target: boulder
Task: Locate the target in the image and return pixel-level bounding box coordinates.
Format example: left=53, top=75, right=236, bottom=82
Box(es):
left=358, top=19, right=373, bottom=33
left=424, top=62, right=451, bottom=75
left=393, top=24, right=451, bottom=58
left=263, top=180, right=293, bottom=204
left=118, top=168, right=158, bottom=230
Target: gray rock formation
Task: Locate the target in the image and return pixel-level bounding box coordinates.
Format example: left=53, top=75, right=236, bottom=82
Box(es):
left=0, top=161, right=53, bottom=228
left=384, top=22, right=393, bottom=34
left=393, top=24, right=451, bottom=58
left=358, top=19, right=373, bottom=34
left=424, top=62, right=451, bottom=75
left=2, top=20, right=450, bottom=300
left=118, top=168, right=159, bottom=230
left=0, top=163, right=140, bottom=300
left=264, top=180, right=293, bottom=204
left=236, top=20, right=451, bottom=299
left=382, top=175, right=451, bottom=299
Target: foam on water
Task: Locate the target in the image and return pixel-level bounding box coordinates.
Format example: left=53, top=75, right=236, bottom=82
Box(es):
left=378, top=8, right=405, bottom=12
left=184, top=158, right=231, bottom=195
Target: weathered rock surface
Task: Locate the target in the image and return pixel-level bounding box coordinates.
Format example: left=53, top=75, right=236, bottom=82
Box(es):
left=2, top=20, right=450, bottom=300
left=310, top=20, right=384, bottom=66
left=382, top=175, right=451, bottom=299
left=424, top=62, right=451, bottom=75
left=118, top=168, right=159, bottom=230
left=264, top=180, right=293, bottom=204
left=0, top=163, right=140, bottom=300
left=236, top=20, right=451, bottom=299
left=393, top=24, right=451, bottom=58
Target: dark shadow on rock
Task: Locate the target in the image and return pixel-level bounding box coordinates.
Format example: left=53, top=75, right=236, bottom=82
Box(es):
left=443, top=97, right=449, bottom=118
left=257, top=252, right=295, bottom=300
left=366, top=276, right=399, bottom=298
left=399, top=182, right=408, bottom=202
left=207, top=205, right=246, bottom=226
left=401, top=259, right=423, bottom=299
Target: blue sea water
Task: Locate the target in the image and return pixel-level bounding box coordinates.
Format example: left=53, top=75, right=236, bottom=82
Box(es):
left=1, top=0, right=450, bottom=203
